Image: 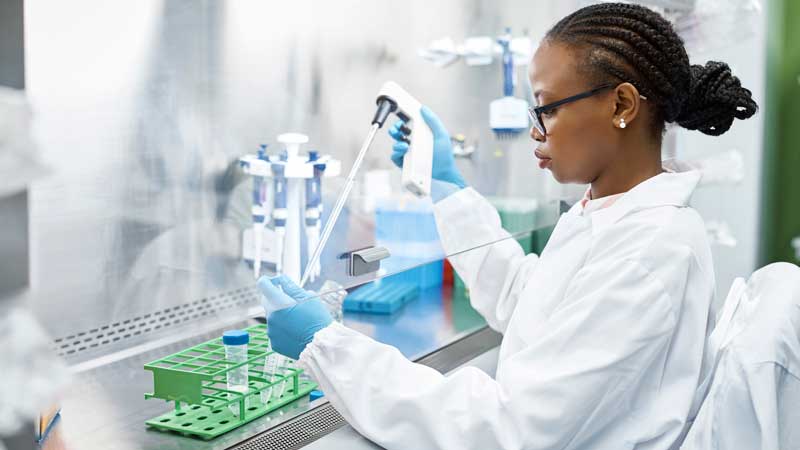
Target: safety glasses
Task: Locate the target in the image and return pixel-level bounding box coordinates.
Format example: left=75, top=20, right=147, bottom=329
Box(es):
left=528, top=84, right=614, bottom=136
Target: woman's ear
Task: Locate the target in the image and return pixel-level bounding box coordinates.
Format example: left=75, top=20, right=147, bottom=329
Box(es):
left=613, top=82, right=641, bottom=129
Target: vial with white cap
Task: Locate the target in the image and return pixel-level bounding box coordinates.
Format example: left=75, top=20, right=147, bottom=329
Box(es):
left=223, top=330, right=250, bottom=415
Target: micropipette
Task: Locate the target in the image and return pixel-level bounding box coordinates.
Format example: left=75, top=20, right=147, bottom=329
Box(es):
left=299, top=125, right=379, bottom=288
left=252, top=144, right=268, bottom=279
left=299, top=81, right=433, bottom=288
left=272, top=157, right=288, bottom=274
left=305, top=151, right=326, bottom=283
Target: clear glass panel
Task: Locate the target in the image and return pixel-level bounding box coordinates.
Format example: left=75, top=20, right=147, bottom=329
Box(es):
left=24, top=0, right=562, bottom=355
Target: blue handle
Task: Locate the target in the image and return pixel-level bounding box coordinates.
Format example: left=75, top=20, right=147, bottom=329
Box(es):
left=272, top=165, right=287, bottom=210
left=305, top=151, right=325, bottom=211
left=305, top=166, right=325, bottom=209
left=499, top=30, right=514, bottom=96
left=503, top=52, right=513, bottom=96
left=252, top=176, right=263, bottom=206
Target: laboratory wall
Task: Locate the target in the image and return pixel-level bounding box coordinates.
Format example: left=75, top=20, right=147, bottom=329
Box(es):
left=0, top=0, right=29, bottom=299
left=670, top=4, right=767, bottom=301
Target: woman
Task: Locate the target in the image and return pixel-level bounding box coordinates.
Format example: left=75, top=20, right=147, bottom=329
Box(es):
left=259, top=3, right=758, bottom=449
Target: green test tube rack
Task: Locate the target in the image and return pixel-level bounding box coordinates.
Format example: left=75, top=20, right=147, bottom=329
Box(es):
left=143, top=324, right=316, bottom=440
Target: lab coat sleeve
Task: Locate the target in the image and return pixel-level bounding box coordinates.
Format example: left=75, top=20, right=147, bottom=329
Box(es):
left=433, top=187, right=539, bottom=333
left=299, top=259, right=678, bottom=450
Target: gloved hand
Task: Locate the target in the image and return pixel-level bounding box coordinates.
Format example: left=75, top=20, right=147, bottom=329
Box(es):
left=257, top=275, right=333, bottom=360
left=388, top=105, right=466, bottom=189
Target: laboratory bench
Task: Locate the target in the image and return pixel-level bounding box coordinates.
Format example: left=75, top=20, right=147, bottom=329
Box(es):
left=47, top=283, right=502, bottom=450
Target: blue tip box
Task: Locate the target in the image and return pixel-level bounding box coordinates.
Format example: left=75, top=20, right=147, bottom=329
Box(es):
left=343, top=279, right=420, bottom=314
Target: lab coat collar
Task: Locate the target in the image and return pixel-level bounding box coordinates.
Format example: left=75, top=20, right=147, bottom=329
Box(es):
left=579, top=169, right=702, bottom=235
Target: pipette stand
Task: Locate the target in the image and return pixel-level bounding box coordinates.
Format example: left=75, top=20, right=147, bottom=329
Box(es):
left=239, top=133, right=341, bottom=282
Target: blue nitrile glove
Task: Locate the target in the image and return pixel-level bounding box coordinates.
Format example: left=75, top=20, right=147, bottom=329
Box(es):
left=388, top=105, right=467, bottom=190
left=257, top=275, right=333, bottom=360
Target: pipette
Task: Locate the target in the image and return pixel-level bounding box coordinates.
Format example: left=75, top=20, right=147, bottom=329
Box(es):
left=305, top=151, right=326, bottom=283
left=252, top=144, right=268, bottom=279
left=299, top=124, right=379, bottom=288
left=272, top=157, right=288, bottom=274
left=299, top=81, right=433, bottom=288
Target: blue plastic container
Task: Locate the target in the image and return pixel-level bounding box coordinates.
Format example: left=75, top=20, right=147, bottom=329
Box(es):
left=343, top=279, right=420, bottom=314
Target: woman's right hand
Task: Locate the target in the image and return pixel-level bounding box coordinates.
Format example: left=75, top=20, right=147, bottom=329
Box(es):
left=388, top=105, right=466, bottom=189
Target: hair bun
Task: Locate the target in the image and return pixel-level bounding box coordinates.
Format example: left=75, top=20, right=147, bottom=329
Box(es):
left=675, top=61, right=758, bottom=136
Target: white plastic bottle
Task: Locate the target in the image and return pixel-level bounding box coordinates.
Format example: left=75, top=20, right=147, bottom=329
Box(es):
left=261, top=287, right=296, bottom=404
left=223, top=330, right=250, bottom=415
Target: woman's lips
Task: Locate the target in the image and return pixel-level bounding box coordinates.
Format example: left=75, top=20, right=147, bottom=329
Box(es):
left=534, top=149, right=552, bottom=169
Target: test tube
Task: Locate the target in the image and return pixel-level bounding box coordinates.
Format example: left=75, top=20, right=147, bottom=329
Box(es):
left=261, top=281, right=297, bottom=404
left=223, top=330, right=250, bottom=415
left=261, top=352, right=282, bottom=404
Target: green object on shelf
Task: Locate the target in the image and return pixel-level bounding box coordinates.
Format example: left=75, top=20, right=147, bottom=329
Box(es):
left=531, top=224, right=555, bottom=254
left=453, top=197, right=544, bottom=302
left=143, top=324, right=316, bottom=440
left=487, top=196, right=539, bottom=253
left=453, top=224, right=555, bottom=304
left=452, top=275, right=484, bottom=328
left=453, top=274, right=470, bottom=303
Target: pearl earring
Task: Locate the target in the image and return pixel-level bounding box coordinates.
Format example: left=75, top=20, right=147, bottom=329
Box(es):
left=619, top=118, right=627, bottom=129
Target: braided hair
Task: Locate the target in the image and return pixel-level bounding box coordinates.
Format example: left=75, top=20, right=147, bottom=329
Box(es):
left=546, top=2, right=757, bottom=136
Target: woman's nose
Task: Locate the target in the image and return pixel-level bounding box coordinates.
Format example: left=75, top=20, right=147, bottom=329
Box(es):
left=530, top=126, right=545, bottom=142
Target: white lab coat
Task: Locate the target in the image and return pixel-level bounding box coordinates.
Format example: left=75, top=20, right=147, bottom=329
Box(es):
left=299, top=170, right=716, bottom=450
left=681, top=262, right=800, bottom=450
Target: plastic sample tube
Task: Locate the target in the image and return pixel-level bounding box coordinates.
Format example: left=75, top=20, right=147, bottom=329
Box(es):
left=261, top=287, right=296, bottom=404
left=223, top=330, right=250, bottom=415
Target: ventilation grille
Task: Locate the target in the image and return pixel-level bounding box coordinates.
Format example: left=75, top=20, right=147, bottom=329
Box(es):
left=52, top=286, right=260, bottom=358
left=231, top=403, right=346, bottom=450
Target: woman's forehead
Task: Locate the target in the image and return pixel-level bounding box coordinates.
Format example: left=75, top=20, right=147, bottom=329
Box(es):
left=529, top=41, right=587, bottom=101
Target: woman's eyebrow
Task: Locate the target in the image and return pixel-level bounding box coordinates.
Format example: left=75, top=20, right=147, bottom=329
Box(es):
left=533, top=89, right=551, bottom=104
left=533, top=89, right=550, bottom=100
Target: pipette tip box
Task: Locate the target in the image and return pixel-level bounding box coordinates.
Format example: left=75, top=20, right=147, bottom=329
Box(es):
left=343, top=279, right=420, bottom=314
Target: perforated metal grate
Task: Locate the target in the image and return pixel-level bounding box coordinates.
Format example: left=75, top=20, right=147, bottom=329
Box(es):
left=52, top=286, right=260, bottom=357
left=230, top=403, right=346, bottom=450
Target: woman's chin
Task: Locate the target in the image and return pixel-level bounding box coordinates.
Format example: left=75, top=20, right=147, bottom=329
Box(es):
left=549, top=168, right=568, bottom=184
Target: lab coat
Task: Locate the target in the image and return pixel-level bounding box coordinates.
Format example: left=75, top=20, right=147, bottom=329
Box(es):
left=681, top=262, right=800, bottom=450
left=299, top=170, right=716, bottom=450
